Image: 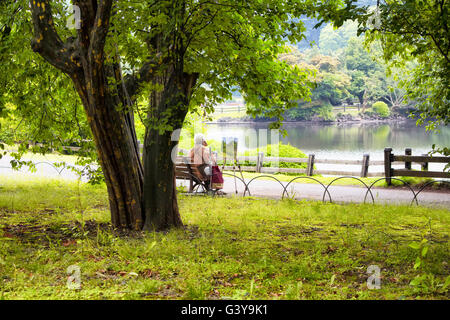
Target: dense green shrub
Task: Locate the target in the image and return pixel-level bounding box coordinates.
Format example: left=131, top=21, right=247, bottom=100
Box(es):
left=362, top=108, right=375, bottom=116
left=316, top=104, right=335, bottom=121
left=285, top=106, right=317, bottom=120
left=238, top=143, right=308, bottom=170
left=285, top=101, right=335, bottom=121
left=372, top=101, right=390, bottom=118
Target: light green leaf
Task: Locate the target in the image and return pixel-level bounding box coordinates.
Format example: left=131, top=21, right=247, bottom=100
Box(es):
left=408, top=242, right=420, bottom=250
left=421, top=246, right=428, bottom=257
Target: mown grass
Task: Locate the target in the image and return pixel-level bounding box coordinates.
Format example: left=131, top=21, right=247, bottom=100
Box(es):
left=0, top=176, right=448, bottom=300
left=3, top=145, right=79, bottom=165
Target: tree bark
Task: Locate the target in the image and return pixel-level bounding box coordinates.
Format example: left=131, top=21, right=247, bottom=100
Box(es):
left=143, top=129, right=183, bottom=231
left=70, top=26, right=145, bottom=230
left=142, top=69, right=198, bottom=231
left=29, top=0, right=198, bottom=231
left=30, top=0, right=144, bottom=230
left=68, top=64, right=145, bottom=230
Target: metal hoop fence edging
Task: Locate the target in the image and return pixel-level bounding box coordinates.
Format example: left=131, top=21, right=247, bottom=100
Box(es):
left=221, top=172, right=250, bottom=197
left=243, top=175, right=288, bottom=197
left=33, top=162, right=67, bottom=175
left=410, top=180, right=450, bottom=206
left=1, top=163, right=448, bottom=206
left=281, top=176, right=332, bottom=202
left=0, top=161, right=68, bottom=176
left=363, top=177, right=418, bottom=205
left=322, top=176, right=375, bottom=204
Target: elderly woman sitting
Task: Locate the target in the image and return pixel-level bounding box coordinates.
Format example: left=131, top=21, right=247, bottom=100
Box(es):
left=189, top=133, right=216, bottom=166
left=189, top=133, right=224, bottom=192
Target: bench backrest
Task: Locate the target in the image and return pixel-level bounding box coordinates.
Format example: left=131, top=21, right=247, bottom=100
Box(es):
left=174, top=157, right=208, bottom=181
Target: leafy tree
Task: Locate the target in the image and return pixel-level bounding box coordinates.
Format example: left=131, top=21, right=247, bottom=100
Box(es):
left=372, top=101, right=390, bottom=118
left=312, top=72, right=351, bottom=106
left=336, top=0, right=449, bottom=158
left=0, top=1, right=96, bottom=164
left=318, top=19, right=358, bottom=55
left=343, top=37, right=388, bottom=109
left=280, top=48, right=350, bottom=119
left=360, top=0, right=449, bottom=129
left=384, top=72, right=409, bottom=111
left=296, top=17, right=324, bottom=51
left=0, top=0, right=347, bottom=230
left=329, top=0, right=448, bottom=157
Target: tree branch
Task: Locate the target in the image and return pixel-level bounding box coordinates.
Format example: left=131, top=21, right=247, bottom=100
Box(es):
left=124, top=57, right=168, bottom=99
left=73, top=0, right=98, bottom=50
left=88, top=0, right=113, bottom=67
left=29, top=0, right=79, bottom=75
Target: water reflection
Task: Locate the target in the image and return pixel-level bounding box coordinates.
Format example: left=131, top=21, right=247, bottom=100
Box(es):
left=282, top=122, right=448, bottom=152
left=206, top=120, right=449, bottom=172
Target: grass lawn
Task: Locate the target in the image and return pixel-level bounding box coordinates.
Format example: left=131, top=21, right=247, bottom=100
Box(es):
left=0, top=176, right=448, bottom=300
left=3, top=145, right=79, bottom=165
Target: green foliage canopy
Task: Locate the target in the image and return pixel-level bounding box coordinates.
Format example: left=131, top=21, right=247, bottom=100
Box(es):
left=338, top=0, right=450, bottom=128
left=0, top=0, right=353, bottom=155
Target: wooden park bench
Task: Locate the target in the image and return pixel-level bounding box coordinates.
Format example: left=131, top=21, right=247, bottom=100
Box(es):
left=174, top=157, right=211, bottom=193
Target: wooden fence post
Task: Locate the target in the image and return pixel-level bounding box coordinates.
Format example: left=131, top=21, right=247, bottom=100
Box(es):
left=421, top=153, right=429, bottom=171
left=307, top=154, right=315, bottom=176
left=405, top=148, right=412, bottom=170
left=360, top=154, right=370, bottom=177
left=384, top=148, right=393, bottom=185
left=256, top=152, right=264, bottom=173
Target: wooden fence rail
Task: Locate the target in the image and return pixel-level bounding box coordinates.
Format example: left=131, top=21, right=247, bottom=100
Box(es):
left=27, top=142, right=449, bottom=180
left=177, top=148, right=384, bottom=177
left=214, top=105, right=247, bottom=113
left=384, top=148, right=450, bottom=184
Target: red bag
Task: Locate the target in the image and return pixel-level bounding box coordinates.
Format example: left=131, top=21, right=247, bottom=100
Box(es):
left=211, top=165, right=224, bottom=189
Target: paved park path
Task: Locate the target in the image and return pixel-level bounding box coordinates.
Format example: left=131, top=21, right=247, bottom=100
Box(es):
left=178, top=176, right=450, bottom=208
left=0, top=155, right=448, bottom=208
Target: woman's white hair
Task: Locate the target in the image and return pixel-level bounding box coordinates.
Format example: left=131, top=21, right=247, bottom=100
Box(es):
left=194, top=133, right=205, bottom=145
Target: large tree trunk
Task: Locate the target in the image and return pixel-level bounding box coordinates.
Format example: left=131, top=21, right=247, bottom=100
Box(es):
left=143, top=129, right=183, bottom=231
left=142, top=69, right=198, bottom=231
left=29, top=0, right=146, bottom=230
left=30, top=0, right=197, bottom=231
left=70, top=66, right=145, bottom=230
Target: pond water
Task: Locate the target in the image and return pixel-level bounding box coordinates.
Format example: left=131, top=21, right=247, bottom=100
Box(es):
left=205, top=120, right=450, bottom=173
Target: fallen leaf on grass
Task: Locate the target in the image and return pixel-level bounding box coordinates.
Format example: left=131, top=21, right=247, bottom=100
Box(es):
left=62, top=239, right=77, bottom=246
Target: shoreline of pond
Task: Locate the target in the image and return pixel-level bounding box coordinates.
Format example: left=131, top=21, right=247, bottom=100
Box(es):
left=205, top=117, right=415, bottom=126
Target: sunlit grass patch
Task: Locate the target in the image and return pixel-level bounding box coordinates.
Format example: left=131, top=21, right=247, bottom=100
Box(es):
left=0, top=177, right=448, bottom=300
